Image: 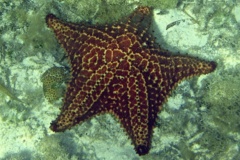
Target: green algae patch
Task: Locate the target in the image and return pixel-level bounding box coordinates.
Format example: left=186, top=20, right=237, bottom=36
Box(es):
left=140, top=0, right=178, bottom=9
left=203, top=70, right=240, bottom=133
left=51, top=0, right=178, bottom=25
left=36, top=135, right=70, bottom=160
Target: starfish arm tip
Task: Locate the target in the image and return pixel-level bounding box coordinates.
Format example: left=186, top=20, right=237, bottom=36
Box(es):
left=46, top=14, right=59, bottom=28
left=136, top=145, right=150, bottom=156
left=210, top=61, right=217, bottom=71
left=50, top=120, right=68, bottom=132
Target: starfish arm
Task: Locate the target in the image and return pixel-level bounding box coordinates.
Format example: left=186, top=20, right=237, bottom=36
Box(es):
left=158, top=55, right=216, bottom=87
left=46, top=14, right=87, bottom=56
left=46, top=14, right=114, bottom=59
left=51, top=62, right=118, bottom=131
left=125, top=66, right=151, bottom=155
left=97, top=64, right=152, bottom=155
left=101, top=6, right=155, bottom=49
left=153, top=55, right=216, bottom=110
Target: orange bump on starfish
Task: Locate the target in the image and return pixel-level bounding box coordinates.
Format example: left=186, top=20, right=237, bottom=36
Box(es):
left=46, top=6, right=216, bottom=155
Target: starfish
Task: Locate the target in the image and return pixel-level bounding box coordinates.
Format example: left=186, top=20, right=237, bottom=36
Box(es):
left=46, top=6, right=216, bottom=155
